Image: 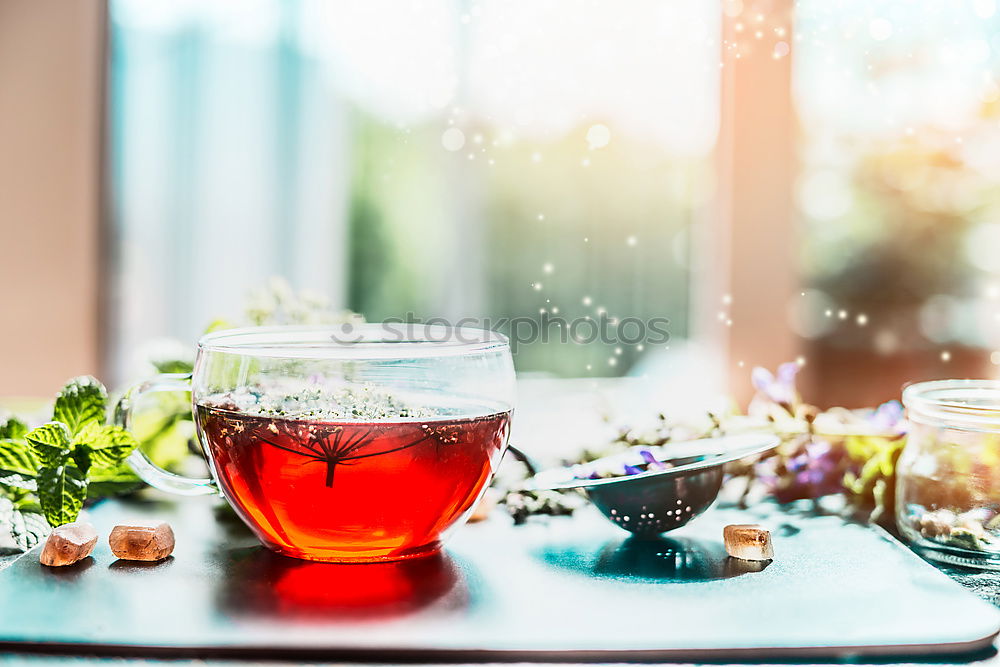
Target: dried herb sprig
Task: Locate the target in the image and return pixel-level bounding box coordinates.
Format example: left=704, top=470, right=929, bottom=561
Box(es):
left=505, top=362, right=907, bottom=525
left=257, top=424, right=433, bottom=488
left=504, top=489, right=584, bottom=525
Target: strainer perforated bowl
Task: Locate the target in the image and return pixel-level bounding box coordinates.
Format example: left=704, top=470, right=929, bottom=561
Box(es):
left=523, top=433, right=779, bottom=537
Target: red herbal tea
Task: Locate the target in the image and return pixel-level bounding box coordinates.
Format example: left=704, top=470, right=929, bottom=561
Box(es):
left=195, top=403, right=510, bottom=562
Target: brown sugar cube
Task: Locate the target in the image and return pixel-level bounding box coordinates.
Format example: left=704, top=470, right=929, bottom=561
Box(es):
left=469, top=489, right=499, bottom=523
left=724, top=524, right=774, bottom=561
left=109, top=520, right=175, bottom=561
left=39, top=522, right=98, bottom=567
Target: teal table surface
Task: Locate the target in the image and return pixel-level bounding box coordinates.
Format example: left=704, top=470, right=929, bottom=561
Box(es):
left=0, top=493, right=998, bottom=666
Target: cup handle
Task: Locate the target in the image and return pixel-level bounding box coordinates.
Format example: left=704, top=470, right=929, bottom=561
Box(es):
left=114, top=373, right=219, bottom=497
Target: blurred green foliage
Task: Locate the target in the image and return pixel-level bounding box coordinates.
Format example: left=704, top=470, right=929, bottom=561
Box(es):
left=344, top=115, right=701, bottom=377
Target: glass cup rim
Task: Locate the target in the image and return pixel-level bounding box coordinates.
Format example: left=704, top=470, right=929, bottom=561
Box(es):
left=198, top=324, right=510, bottom=360
left=902, top=379, right=1000, bottom=430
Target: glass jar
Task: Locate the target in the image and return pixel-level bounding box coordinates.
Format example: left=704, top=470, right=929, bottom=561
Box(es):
left=897, top=380, right=1000, bottom=569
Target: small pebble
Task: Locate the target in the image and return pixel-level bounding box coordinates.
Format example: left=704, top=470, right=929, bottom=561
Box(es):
left=109, top=520, right=175, bottom=561
left=724, top=523, right=774, bottom=561
left=40, top=521, right=98, bottom=567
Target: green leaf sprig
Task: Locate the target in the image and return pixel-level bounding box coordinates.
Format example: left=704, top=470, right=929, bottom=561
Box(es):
left=22, top=377, right=140, bottom=527
left=0, top=416, right=46, bottom=549
left=0, top=416, right=36, bottom=479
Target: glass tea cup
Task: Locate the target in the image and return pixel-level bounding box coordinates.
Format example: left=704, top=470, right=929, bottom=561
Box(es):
left=115, top=324, right=515, bottom=563
left=897, top=380, right=1000, bottom=569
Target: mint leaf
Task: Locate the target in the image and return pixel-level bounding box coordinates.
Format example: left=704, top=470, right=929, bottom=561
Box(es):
left=27, top=422, right=87, bottom=526
left=11, top=509, right=49, bottom=550
left=13, top=495, right=40, bottom=513
left=73, top=423, right=138, bottom=469
left=0, top=472, right=36, bottom=492
left=0, top=439, right=39, bottom=476
left=0, top=497, right=49, bottom=552
left=152, top=359, right=194, bottom=374
left=204, top=318, right=235, bottom=333
left=69, top=448, right=91, bottom=476
left=25, top=422, right=71, bottom=467
left=87, top=461, right=142, bottom=499
left=0, top=417, right=27, bottom=441
left=37, top=463, right=87, bottom=527
left=53, top=376, right=107, bottom=436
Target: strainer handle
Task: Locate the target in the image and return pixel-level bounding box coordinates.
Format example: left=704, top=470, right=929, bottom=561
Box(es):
left=505, top=444, right=543, bottom=477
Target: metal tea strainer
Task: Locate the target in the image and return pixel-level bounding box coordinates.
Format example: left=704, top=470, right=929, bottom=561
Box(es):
left=518, top=433, right=779, bottom=537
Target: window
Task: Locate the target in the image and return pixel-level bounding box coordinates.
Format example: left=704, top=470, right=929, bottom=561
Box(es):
left=794, top=0, right=1000, bottom=405
left=108, top=0, right=719, bottom=381
left=108, top=0, right=1000, bottom=405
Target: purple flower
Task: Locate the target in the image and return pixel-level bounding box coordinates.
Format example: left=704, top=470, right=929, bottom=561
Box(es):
left=754, top=436, right=845, bottom=502
left=623, top=464, right=644, bottom=476
left=868, top=400, right=905, bottom=433
left=638, top=449, right=667, bottom=470
left=805, top=438, right=832, bottom=460
left=786, top=452, right=808, bottom=474
left=795, top=440, right=841, bottom=489
left=751, top=362, right=800, bottom=405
